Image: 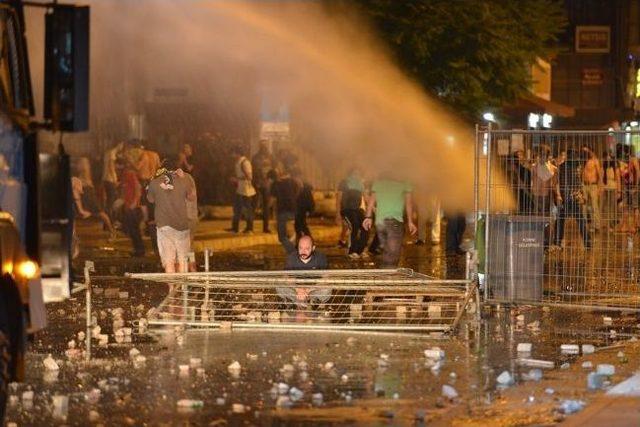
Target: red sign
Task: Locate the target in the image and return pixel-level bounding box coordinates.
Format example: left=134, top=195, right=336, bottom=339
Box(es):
left=582, top=68, right=604, bottom=86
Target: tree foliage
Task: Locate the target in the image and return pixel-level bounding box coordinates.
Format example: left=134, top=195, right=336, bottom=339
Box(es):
left=351, top=0, right=567, bottom=119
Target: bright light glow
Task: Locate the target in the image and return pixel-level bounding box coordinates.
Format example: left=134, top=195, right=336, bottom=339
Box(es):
left=631, top=121, right=639, bottom=127
left=446, top=135, right=455, bottom=146
left=18, top=260, right=38, bottom=280
left=626, top=126, right=632, bottom=131
left=482, top=112, right=495, bottom=122
left=528, top=113, right=540, bottom=129
left=542, top=114, right=553, bottom=129
left=608, top=127, right=615, bottom=132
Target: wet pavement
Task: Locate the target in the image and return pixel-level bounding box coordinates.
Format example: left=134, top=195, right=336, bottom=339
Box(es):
left=6, top=222, right=640, bottom=425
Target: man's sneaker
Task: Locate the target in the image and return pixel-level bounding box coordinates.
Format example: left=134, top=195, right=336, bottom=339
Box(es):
left=348, top=253, right=360, bottom=260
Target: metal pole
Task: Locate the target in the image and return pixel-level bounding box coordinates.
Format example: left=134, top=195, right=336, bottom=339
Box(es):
left=203, top=248, right=210, bottom=310
left=204, top=248, right=210, bottom=272
left=84, top=261, right=94, bottom=361
left=127, top=268, right=417, bottom=278
left=483, top=123, right=492, bottom=301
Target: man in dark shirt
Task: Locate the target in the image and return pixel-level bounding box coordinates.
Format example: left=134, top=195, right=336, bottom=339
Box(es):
left=269, top=169, right=300, bottom=253
left=554, top=148, right=591, bottom=249
left=277, top=235, right=330, bottom=307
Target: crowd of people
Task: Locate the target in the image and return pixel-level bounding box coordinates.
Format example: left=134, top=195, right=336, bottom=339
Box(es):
left=505, top=141, right=640, bottom=249
left=71, top=137, right=467, bottom=278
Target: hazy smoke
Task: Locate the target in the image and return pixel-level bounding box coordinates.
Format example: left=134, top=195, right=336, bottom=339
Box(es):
left=26, top=1, right=495, bottom=211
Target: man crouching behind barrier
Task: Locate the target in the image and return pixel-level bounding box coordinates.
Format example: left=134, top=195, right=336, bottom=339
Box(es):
left=277, top=235, right=330, bottom=307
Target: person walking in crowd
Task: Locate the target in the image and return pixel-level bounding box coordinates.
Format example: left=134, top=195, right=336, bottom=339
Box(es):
left=269, top=168, right=300, bottom=253
left=554, top=148, right=591, bottom=249
left=601, top=150, right=620, bottom=233
left=445, top=212, right=466, bottom=254
left=363, top=172, right=417, bottom=267
left=581, top=146, right=603, bottom=232
left=228, top=145, right=256, bottom=234
left=336, top=168, right=369, bottom=259
left=176, top=143, right=195, bottom=174
left=135, top=141, right=162, bottom=253
left=252, top=139, right=275, bottom=233
left=121, top=159, right=145, bottom=257
left=415, top=197, right=441, bottom=246
left=292, top=168, right=314, bottom=239
left=147, top=158, right=196, bottom=273
left=101, top=141, right=123, bottom=220
left=72, top=158, right=116, bottom=239
left=276, top=235, right=330, bottom=308
left=617, top=144, right=640, bottom=233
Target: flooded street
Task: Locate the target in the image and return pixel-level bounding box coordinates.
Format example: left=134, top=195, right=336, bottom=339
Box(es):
left=6, top=231, right=640, bottom=426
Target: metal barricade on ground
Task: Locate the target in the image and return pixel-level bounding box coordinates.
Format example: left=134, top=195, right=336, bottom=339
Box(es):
left=126, top=269, right=474, bottom=333
left=476, top=128, right=640, bottom=311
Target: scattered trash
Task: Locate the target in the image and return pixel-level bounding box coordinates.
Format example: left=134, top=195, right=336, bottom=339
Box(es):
left=424, top=347, right=445, bottom=360
left=617, top=351, right=628, bottom=363
left=190, top=358, right=202, bottom=368
left=323, top=362, right=334, bottom=371
left=603, top=316, right=613, bottom=326
left=21, top=391, right=33, bottom=401
left=216, top=397, right=226, bottom=406
left=441, top=384, right=458, bottom=400
left=277, top=383, right=290, bottom=395
left=289, top=387, right=304, bottom=402
left=43, top=354, right=59, bottom=371
left=496, top=371, right=514, bottom=386
left=176, top=399, right=204, bottom=408
left=85, top=388, right=101, bottom=404
left=560, top=363, right=570, bottom=370
left=545, top=388, right=555, bottom=395
left=378, top=354, right=390, bottom=368
left=582, top=361, right=593, bottom=369
left=517, top=343, right=532, bottom=353
left=232, top=403, right=245, bottom=413
left=558, top=400, right=585, bottom=414
left=312, top=393, right=323, bottom=406
left=587, top=372, right=605, bottom=390
left=523, top=369, right=543, bottom=382
left=246, top=353, right=258, bottom=361
left=449, top=372, right=457, bottom=380
left=517, top=358, right=554, bottom=369
left=582, top=344, right=595, bottom=355
left=610, top=330, right=618, bottom=339
left=89, top=410, right=100, bottom=422
left=560, top=344, right=579, bottom=355
left=196, top=367, right=205, bottom=377
left=52, top=395, right=69, bottom=419
left=227, top=361, right=241, bottom=376
left=129, top=348, right=140, bottom=358
left=276, top=395, right=292, bottom=408
left=596, top=364, right=615, bottom=376
left=516, top=314, right=525, bottom=322
left=178, top=365, right=190, bottom=375
left=341, top=374, right=349, bottom=383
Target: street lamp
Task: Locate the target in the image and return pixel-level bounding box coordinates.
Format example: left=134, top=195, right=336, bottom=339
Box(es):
left=482, top=112, right=495, bottom=122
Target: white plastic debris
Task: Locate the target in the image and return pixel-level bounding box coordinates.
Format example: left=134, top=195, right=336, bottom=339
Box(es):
left=545, top=388, right=555, bottom=395
left=559, top=400, right=585, bottom=414
left=582, top=361, right=593, bottom=369
left=312, top=392, right=323, bottom=406
left=341, top=374, right=349, bottom=383
left=216, top=397, right=226, bottom=406
left=424, top=347, right=445, bottom=360
left=196, top=367, right=205, bottom=376
left=582, top=344, right=595, bottom=355
left=246, top=353, right=258, bottom=361
left=89, top=410, right=100, bottom=422
left=22, top=390, right=34, bottom=401
left=560, top=344, right=579, bottom=355
left=587, top=372, right=605, bottom=390
left=176, top=399, right=203, bottom=408
left=496, top=371, right=514, bottom=386
left=277, top=383, right=290, bottom=395
left=603, top=316, right=613, bottom=326
left=190, top=358, right=202, bottom=368
left=517, top=343, right=532, bottom=353
left=178, top=365, right=189, bottom=374
left=67, top=339, right=76, bottom=349
left=232, top=403, right=245, bottom=413
left=129, top=348, right=140, bottom=358
left=524, top=369, right=543, bottom=382
left=134, top=355, right=146, bottom=364
left=43, top=354, right=59, bottom=371
left=610, top=330, right=618, bottom=339
left=517, top=358, right=554, bottom=369
left=227, top=361, right=241, bottom=376
left=442, top=384, right=458, bottom=400
left=323, top=362, right=334, bottom=371
left=596, top=364, right=615, bottom=376
left=289, top=387, right=304, bottom=402
left=276, top=395, right=292, bottom=408
left=52, top=395, right=69, bottom=419
left=560, top=362, right=570, bottom=370
left=516, top=314, right=525, bottom=322
left=85, top=388, right=101, bottom=404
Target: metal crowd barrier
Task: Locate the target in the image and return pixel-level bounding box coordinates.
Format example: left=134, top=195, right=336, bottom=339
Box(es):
left=126, top=269, right=475, bottom=333
left=476, top=128, right=640, bottom=311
